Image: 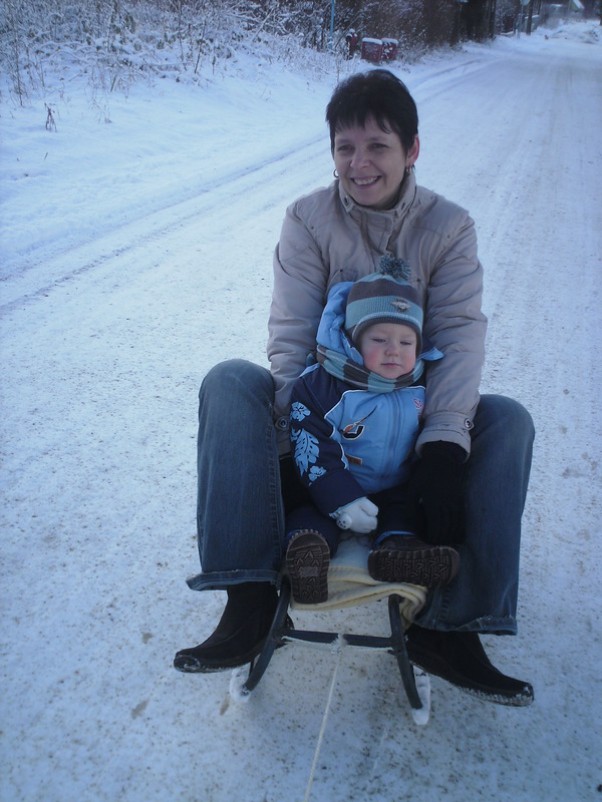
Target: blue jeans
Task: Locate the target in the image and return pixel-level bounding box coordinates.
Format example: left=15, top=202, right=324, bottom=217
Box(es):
left=186, top=359, right=535, bottom=635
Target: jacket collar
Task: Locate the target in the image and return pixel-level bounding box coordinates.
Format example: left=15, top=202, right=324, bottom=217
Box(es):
left=338, top=171, right=417, bottom=219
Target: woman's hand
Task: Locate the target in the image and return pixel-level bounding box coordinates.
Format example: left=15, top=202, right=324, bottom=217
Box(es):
left=408, top=442, right=467, bottom=544
left=333, top=497, right=379, bottom=533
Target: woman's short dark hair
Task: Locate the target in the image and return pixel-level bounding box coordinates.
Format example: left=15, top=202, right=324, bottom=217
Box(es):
left=326, top=69, right=418, bottom=153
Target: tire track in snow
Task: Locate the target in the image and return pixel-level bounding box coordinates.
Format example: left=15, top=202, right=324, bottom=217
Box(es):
left=0, top=134, right=329, bottom=313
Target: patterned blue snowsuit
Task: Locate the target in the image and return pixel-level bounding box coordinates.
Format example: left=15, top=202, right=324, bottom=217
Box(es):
left=287, top=282, right=442, bottom=553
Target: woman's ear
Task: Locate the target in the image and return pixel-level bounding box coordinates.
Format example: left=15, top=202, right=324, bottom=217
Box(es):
left=406, top=135, right=420, bottom=168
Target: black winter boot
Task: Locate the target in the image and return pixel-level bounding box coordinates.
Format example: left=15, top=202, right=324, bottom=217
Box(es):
left=173, top=582, right=278, bottom=673
left=368, top=536, right=460, bottom=587
left=406, top=626, right=534, bottom=706
left=285, top=529, right=330, bottom=604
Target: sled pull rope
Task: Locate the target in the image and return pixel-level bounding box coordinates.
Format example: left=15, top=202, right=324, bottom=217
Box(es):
left=303, top=635, right=343, bottom=802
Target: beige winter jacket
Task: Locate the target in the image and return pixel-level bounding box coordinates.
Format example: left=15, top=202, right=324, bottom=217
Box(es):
left=267, top=173, right=487, bottom=456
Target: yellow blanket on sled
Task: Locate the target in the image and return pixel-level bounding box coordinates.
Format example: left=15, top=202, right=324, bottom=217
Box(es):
left=290, top=534, right=428, bottom=628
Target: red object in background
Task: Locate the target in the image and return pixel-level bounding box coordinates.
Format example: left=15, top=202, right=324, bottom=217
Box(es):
left=361, top=38, right=383, bottom=62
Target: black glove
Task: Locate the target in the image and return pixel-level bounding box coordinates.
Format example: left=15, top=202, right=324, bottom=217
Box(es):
left=408, top=441, right=468, bottom=545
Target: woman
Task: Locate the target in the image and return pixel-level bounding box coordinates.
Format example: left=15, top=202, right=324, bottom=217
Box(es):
left=174, top=70, right=535, bottom=706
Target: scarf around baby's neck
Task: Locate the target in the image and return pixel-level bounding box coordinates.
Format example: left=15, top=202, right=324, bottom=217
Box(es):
left=316, top=343, right=424, bottom=392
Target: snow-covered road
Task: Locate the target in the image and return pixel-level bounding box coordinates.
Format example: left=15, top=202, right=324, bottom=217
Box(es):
left=1, top=22, right=601, bottom=802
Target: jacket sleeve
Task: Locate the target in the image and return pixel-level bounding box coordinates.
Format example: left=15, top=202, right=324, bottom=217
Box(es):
left=416, top=210, right=487, bottom=456
left=290, top=371, right=367, bottom=516
left=267, top=200, right=329, bottom=450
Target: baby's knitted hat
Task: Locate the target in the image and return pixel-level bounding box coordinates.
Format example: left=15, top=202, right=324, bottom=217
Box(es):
left=345, top=255, right=423, bottom=349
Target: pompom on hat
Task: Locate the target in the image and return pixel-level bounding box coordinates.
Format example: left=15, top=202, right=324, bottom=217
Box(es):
left=345, top=255, right=423, bottom=351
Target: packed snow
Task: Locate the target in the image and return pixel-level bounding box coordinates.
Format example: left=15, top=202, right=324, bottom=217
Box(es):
left=1, top=19, right=601, bottom=802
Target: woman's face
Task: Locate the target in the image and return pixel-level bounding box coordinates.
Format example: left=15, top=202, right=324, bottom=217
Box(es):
left=333, top=116, right=419, bottom=210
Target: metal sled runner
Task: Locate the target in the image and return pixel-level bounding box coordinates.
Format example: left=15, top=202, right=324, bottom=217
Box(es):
left=232, top=535, right=432, bottom=725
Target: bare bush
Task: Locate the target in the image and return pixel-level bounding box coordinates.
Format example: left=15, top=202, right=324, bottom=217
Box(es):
left=0, top=0, right=472, bottom=104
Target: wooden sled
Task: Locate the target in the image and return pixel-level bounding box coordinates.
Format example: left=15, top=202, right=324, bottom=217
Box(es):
left=230, top=535, right=432, bottom=726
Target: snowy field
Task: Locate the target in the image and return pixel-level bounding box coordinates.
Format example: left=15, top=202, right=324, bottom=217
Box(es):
left=1, top=19, right=601, bottom=802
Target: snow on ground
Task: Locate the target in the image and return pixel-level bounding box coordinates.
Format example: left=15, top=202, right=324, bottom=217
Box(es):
left=1, top=19, right=601, bottom=802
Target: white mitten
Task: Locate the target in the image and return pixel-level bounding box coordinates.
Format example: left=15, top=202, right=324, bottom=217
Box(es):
left=333, top=497, right=379, bottom=533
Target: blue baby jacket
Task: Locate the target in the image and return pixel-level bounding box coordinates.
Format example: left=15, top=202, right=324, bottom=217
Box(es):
left=289, top=282, right=442, bottom=517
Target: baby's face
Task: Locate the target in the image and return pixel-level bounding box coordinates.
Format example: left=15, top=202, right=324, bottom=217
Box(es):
left=358, top=322, right=417, bottom=379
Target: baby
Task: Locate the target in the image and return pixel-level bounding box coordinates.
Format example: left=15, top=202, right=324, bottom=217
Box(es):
left=285, top=256, right=460, bottom=604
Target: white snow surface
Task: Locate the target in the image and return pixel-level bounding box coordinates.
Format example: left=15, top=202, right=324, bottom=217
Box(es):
left=1, top=20, right=601, bottom=802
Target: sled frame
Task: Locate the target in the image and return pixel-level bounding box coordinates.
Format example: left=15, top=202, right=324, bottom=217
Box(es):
left=242, top=577, right=424, bottom=711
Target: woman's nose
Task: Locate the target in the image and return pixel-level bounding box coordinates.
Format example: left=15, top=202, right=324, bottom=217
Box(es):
left=350, top=148, right=369, bottom=168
